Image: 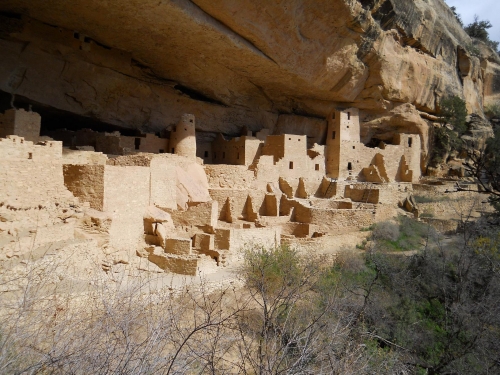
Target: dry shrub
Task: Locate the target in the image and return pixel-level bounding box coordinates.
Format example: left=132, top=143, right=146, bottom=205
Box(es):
left=372, top=220, right=400, bottom=242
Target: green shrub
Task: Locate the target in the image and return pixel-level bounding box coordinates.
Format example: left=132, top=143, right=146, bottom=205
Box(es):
left=372, top=216, right=433, bottom=252
left=485, top=101, right=500, bottom=118
left=242, top=244, right=302, bottom=297
left=439, top=95, right=467, bottom=135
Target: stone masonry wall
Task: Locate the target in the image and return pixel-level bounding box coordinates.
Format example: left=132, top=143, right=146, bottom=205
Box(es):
left=63, top=165, right=105, bottom=210
left=0, top=109, right=41, bottom=142
left=0, top=136, right=72, bottom=208
left=103, top=165, right=151, bottom=251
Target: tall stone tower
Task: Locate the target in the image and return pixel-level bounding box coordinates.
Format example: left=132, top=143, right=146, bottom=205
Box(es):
left=169, top=114, right=196, bottom=159
left=325, top=108, right=360, bottom=179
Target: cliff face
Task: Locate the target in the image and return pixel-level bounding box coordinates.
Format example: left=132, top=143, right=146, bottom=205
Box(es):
left=0, top=0, right=498, bottom=139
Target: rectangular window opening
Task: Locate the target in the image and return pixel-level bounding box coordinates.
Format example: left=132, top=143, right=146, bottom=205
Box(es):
left=347, top=112, right=351, bottom=120
left=315, top=164, right=319, bottom=171
left=408, top=137, right=412, bottom=147
left=332, top=112, right=336, bottom=119
left=289, top=161, right=294, bottom=169
left=28, top=152, right=32, bottom=160
left=134, top=138, right=141, bottom=150
left=159, top=149, right=164, bottom=153
left=332, top=131, right=336, bottom=140
left=347, top=162, right=352, bottom=171
left=171, top=148, right=175, bottom=153
left=204, top=151, right=209, bottom=157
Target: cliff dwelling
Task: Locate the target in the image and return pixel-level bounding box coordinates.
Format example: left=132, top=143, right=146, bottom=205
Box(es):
left=0, top=2, right=497, bottom=278
left=0, top=103, right=426, bottom=275
left=1, top=1, right=500, bottom=372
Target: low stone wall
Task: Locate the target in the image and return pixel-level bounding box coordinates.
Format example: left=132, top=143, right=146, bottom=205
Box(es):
left=214, top=226, right=281, bottom=252
left=294, top=201, right=375, bottom=232
left=205, top=165, right=256, bottom=189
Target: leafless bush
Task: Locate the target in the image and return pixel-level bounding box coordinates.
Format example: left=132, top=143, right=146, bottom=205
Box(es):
left=0, top=244, right=411, bottom=374
left=372, top=221, right=399, bottom=242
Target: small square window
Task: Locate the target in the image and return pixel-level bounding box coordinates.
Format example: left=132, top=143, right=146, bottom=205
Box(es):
left=352, top=146, right=355, bottom=149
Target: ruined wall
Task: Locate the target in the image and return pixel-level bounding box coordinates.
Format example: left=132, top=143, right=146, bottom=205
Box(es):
left=95, top=132, right=135, bottom=155
left=258, top=134, right=325, bottom=182
left=209, top=188, right=267, bottom=221
left=0, top=109, right=41, bottom=142
left=210, top=134, right=262, bottom=166
left=63, top=164, right=105, bottom=210
left=149, top=156, right=176, bottom=210
left=168, top=201, right=218, bottom=228
left=293, top=201, right=375, bottom=233
left=205, top=164, right=256, bottom=189
left=326, top=109, right=421, bottom=182
left=137, top=133, right=168, bottom=153
left=214, top=227, right=281, bottom=252
left=0, top=136, right=73, bottom=208
left=62, top=148, right=108, bottom=165
left=103, top=165, right=150, bottom=251
left=107, top=152, right=210, bottom=211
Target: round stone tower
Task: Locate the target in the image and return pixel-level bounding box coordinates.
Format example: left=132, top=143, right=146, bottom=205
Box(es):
left=169, top=114, right=196, bottom=159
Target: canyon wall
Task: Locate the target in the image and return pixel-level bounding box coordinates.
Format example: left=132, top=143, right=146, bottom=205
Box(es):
left=0, top=0, right=498, bottom=142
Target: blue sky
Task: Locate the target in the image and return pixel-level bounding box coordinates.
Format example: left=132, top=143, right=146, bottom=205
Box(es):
left=445, top=0, right=500, bottom=42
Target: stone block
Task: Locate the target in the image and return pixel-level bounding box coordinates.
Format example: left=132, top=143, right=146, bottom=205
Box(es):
left=165, top=237, right=192, bottom=255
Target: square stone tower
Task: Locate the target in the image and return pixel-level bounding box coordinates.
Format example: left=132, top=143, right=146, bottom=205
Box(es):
left=0, top=108, right=41, bottom=142
left=325, top=108, right=360, bottom=179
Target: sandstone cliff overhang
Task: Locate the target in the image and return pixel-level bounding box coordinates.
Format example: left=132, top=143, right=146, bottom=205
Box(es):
left=0, top=0, right=498, bottom=134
